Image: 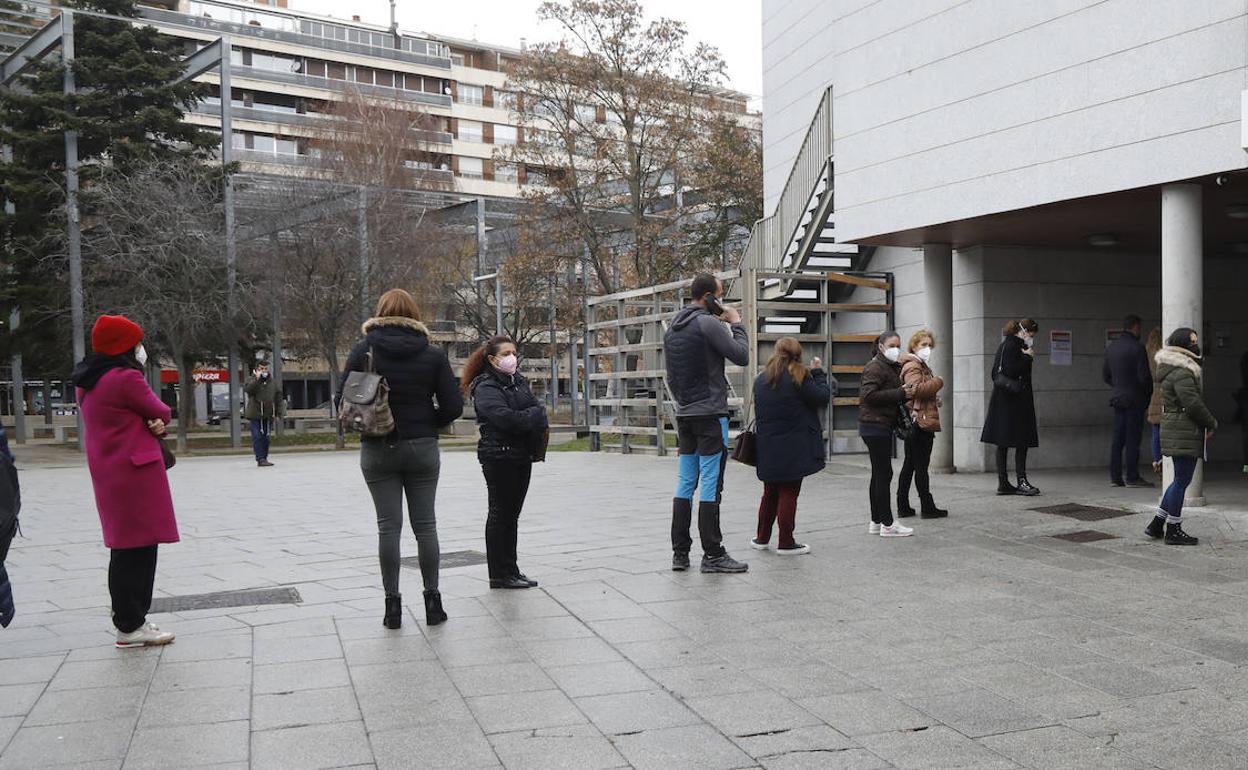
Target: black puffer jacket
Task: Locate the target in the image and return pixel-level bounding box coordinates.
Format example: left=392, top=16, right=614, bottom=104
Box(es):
left=471, top=368, right=548, bottom=462
left=341, top=317, right=464, bottom=441
left=664, top=304, right=749, bottom=417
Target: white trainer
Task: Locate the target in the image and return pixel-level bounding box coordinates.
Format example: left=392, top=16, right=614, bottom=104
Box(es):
left=749, top=538, right=769, bottom=550
left=880, top=523, right=914, bottom=538
left=868, top=522, right=881, bottom=535
left=116, top=622, right=175, bottom=649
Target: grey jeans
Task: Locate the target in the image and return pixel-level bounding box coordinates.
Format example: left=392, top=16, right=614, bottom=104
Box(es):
left=361, top=438, right=441, bottom=596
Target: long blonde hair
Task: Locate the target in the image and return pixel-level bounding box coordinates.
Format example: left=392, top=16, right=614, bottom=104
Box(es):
left=1145, top=326, right=1163, bottom=360
left=764, top=337, right=808, bottom=389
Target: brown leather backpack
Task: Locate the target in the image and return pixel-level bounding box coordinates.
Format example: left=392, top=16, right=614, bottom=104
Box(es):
left=339, top=349, right=395, bottom=438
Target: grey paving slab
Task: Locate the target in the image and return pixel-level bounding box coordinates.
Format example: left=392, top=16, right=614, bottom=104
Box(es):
left=148, top=657, right=252, bottom=692
left=976, top=725, right=1150, bottom=770
left=0, top=683, right=46, bottom=717
left=685, top=689, right=825, bottom=737
left=907, top=688, right=1056, bottom=739
left=369, top=720, right=500, bottom=770
left=251, top=686, right=360, bottom=730
left=0, top=718, right=134, bottom=769
left=545, top=660, right=659, bottom=697
left=466, top=689, right=588, bottom=734
left=123, top=720, right=250, bottom=769
left=25, top=684, right=146, bottom=726
left=730, top=724, right=858, bottom=761
left=0, top=655, right=64, bottom=686
left=857, top=725, right=1021, bottom=769
left=137, top=684, right=251, bottom=728
left=250, top=721, right=373, bottom=770
left=759, top=748, right=891, bottom=770
left=252, top=658, right=351, bottom=694
left=252, top=634, right=343, bottom=666
left=47, top=656, right=158, bottom=691
left=487, top=724, right=628, bottom=770
left=575, top=688, right=703, bottom=735
left=446, top=661, right=558, bottom=697
left=611, top=724, right=759, bottom=770
left=798, top=691, right=935, bottom=737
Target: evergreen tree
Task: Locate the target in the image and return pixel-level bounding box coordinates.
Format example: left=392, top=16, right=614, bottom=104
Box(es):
left=0, top=0, right=216, bottom=376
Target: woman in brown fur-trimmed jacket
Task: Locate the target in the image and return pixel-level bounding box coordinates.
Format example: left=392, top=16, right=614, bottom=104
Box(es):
left=897, top=330, right=948, bottom=519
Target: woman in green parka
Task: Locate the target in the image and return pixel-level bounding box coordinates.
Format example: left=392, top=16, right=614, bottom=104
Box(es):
left=1146, top=328, right=1217, bottom=546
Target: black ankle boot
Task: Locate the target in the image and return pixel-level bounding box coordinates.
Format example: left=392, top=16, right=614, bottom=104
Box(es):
left=383, top=595, right=402, bottom=629
left=423, top=590, right=447, bottom=626
left=1165, top=522, right=1198, bottom=545
left=896, top=495, right=917, bottom=518
left=1015, top=476, right=1041, bottom=496
left=919, top=494, right=948, bottom=519
left=1145, top=514, right=1166, bottom=540
left=997, top=475, right=1018, bottom=495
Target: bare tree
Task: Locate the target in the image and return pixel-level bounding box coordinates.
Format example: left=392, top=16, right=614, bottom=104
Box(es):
left=77, top=156, right=233, bottom=451
left=504, top=0, right=728, bottom=294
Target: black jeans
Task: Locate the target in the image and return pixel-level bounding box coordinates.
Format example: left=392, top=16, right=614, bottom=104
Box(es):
left=109, top=545, right=158, bottom=633
left=1110, top=406, right=1145, bottom=483
left=361, top=438, right=442, bottom=596
left=482, top=459, right=533, bottom=581
left=995, top=445, right=1029, bottom=478
left=898, top=429, right=934, bottom=502
left=863, top=435, right=894, bottom=526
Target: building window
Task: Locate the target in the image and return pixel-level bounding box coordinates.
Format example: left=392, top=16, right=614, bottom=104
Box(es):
left=494, top=162, right=518, bottom=183
left=458, top=120, right=483, bottom=142
left=451, top=53, right=465, bottom=66
left=458, top=84, right=484, bottom=106
left=495, top=90, right=517, bottom=112
left=458, top=157, right=483, bottom=179
left=493, top=124, right=517, bottom=145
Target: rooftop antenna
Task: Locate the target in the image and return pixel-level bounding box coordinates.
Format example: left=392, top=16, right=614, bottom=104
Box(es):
left=389, top=0, right=401, bottom=49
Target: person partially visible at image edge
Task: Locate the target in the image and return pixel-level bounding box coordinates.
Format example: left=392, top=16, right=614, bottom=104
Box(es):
left=341, top=289, right=463, bottom=629
left=71, top=314, right=178, bottom=648
left=663, top=273, right=751, bottom=574
left=1146, top=328, right=1216, bottom=546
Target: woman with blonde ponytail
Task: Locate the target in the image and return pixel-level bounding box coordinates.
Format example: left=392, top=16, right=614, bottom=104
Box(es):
left=749, top=338, right=835, bottom=555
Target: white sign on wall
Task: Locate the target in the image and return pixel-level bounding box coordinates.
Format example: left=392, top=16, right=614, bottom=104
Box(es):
left=1050, top=330, right=1073, bottom=366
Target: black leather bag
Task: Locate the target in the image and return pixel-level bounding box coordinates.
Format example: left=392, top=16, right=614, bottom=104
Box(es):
left=992, top=342, right=1024, bottom=395
left=895, top=404, right=917, bottom=441
left=159, top=439, right=176, bottom=470
left=731, top=422, right=757, bottom=466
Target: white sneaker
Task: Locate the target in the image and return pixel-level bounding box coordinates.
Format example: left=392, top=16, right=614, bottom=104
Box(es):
left=116, top=622, right=175, bottom=648
left=880, top=523, right=914, bottom=538
left=749, top=538, right=770, bottom=550
left=868, top=522, right=881, bottom=535
left=776, top=543, right=811, bottom=555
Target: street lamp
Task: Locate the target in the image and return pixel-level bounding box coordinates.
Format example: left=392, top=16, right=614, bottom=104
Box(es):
left=472, top=272, right=503, bottom=337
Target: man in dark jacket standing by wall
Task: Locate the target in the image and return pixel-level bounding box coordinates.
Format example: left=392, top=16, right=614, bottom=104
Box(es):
left=1104, top=314, right=1153, bottom=487
left=244, top=360, right=285, bottom=468
left=664, top=274, right=750, bottom=574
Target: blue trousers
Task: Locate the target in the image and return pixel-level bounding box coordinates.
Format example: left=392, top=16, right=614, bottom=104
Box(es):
left=1159, top=455, right=1198, bottom=521
left=1110, top=407, right=1145, bottom=483
left=249, top=419, right=272, bottom=462
left=1150, top=424, right=1162, bottom=464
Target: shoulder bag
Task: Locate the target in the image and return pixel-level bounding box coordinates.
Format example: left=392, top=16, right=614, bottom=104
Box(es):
left=339, top=349, right=396, bottom=437
left=894, top=403, right=917, bottom=441
left=992, top=342, right=1024, bottom=395
left=731, top=420, right=757, bottom=466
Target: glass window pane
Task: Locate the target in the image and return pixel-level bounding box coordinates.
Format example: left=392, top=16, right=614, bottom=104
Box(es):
left=493, top=124, right=517, bottom=145
left=458, top=157, right=483, bottom=178
left=458, top=120, right=483, bottom=142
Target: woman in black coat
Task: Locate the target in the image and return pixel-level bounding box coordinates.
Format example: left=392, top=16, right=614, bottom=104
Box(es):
left=981, top=318, right=1040, bottom=496
left=749, top=338, right=835, bottom=555
left=462, top=336, right=548, bottom=590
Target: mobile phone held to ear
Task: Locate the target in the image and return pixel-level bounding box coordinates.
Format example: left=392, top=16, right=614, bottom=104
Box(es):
left=704, top=293, right=724, bottom=317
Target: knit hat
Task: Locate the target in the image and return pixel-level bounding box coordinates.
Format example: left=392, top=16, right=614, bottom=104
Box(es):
left=91, top=315, right=144, bottom=356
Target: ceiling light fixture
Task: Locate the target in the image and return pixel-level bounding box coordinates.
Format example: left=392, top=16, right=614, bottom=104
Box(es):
left=1088, top=233, right=1118, bottom=247
left=1226, top=204, right=1248, bottom=220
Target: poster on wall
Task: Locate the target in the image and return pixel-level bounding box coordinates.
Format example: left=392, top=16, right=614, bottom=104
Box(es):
left=1050, top=330, right=1073, bottom=366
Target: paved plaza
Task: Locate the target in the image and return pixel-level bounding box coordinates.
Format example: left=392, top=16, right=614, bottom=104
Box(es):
left=3, top=449, right=1248, bottom=769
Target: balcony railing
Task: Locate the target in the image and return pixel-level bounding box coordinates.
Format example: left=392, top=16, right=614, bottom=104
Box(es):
left=190, top=103, right=454, bottom=145
left=141, top=7, right=452, bottom=70
left=229, top=66, right=452, bottom=109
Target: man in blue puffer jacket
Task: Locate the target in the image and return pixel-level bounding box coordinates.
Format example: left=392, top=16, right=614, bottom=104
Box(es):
left=663, top=274, right=750, bottom=574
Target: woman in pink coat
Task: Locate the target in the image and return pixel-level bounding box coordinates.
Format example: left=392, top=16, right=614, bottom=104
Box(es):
left=71, top=315, right=179, bottom=648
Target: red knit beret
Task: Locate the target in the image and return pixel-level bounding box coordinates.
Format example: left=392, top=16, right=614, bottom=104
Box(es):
left=91, top=315, right=144, bottom=356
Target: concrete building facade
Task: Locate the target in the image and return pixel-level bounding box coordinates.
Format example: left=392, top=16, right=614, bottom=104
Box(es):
left=761, top=0, right=1248, bottom=480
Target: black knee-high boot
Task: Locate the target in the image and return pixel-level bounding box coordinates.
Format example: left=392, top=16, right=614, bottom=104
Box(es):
left=996, top=446, right=1017, bottom=495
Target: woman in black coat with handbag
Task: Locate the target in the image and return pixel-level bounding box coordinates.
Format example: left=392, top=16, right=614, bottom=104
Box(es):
left=462, top=336, right=549, bottom=590
left=981, top=318, right=1041, bottom=496
left=749, top=338, right=835, bottom=555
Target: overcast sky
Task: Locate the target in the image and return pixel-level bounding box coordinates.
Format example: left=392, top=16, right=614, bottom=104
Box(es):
left=290, top=0, right=763, bottom=101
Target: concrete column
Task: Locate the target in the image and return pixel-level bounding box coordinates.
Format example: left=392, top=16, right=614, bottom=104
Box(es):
left=924, top=243, right=955, bottom=472
left=1160, top=183, right=1204, bottom=505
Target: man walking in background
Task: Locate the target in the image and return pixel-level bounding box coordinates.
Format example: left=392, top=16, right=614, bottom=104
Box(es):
left=244, top=360, right=284, bottom=468
left=1104, top=314, right=1153, bottom=487
left=664, top=274, right=751, bottom=574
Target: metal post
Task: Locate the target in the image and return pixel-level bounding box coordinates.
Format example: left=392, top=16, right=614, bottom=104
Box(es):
left=494, top=274, right=503, bottom=337
left=475, top=197, right=487, bottom=338
left=358, top=186, right=370, bottom=324
left=8, top=309, right=24, bottom=445
left=548, top=273, right=557, bottom=410
left=272, top=305, right=284, bottom=437
left=62, top=13, right=85, bottom=446
left=220, top=34, right=241, bottom=448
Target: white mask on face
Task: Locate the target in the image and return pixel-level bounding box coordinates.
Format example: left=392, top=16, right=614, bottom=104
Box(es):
left=135, top=344, right=148, bottom=367
left=1022, top=335, right=1034, bottom=349
left=916, top=346, right=932, bottom=363
left=883, top=347, right=901, bottom=363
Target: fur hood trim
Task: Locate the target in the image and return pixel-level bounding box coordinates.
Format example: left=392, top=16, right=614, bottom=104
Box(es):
left=1155, top=346, right=1202, bottom=378
left=362, top=316, right=430, bottom=336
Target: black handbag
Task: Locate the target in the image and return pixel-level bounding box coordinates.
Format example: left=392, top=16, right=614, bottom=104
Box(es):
left=159, top=439, right=176, bottom=470
left=992, top=343, right=1024, bottom=395
left=895, top=404, right=917, bottom=441
left=731, top=422, right=757, bottom=466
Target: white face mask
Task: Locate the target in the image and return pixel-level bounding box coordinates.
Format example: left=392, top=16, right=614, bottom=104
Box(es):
left=135, top=344, right=148, bottom=367
left=1022, top=334, right=1034, bottom=349
left=883, top=347, right=901, bottom=363
left=916, top=346, right=932, bottom=363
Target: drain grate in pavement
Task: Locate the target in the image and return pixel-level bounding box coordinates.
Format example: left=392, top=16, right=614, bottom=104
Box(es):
left=1050, top=530, right=1118, bottom=543
left=1030, top=503, right=1135, bottom=521
left=150, top=586, right=301, bottom=613
left=401, top=549, right=488, bottom=570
